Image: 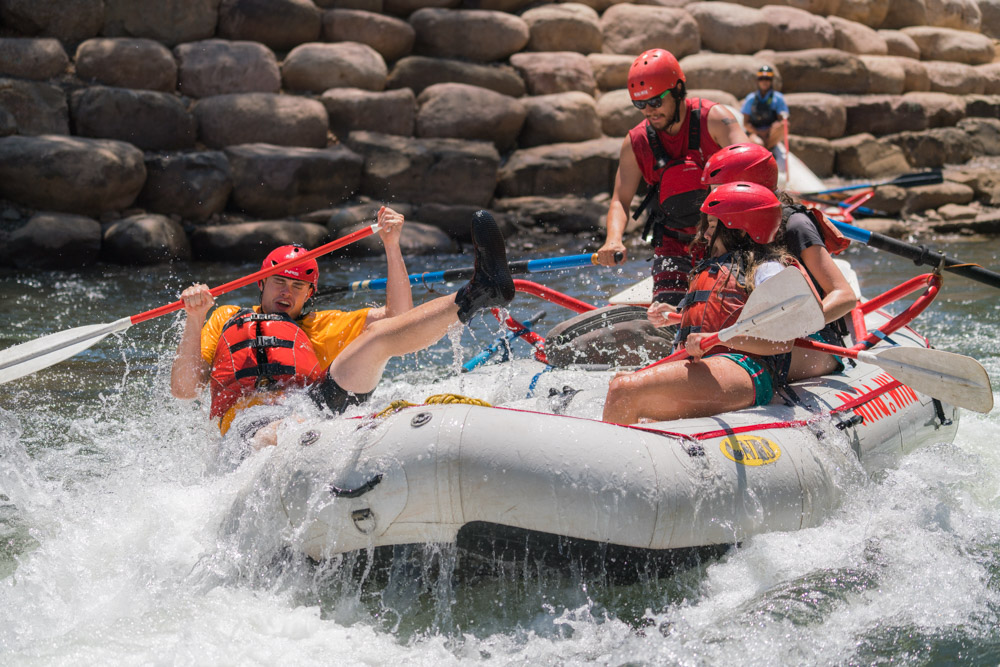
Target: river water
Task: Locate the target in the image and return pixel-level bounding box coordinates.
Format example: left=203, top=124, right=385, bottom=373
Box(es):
left=1, top=234, right=999, bottom=665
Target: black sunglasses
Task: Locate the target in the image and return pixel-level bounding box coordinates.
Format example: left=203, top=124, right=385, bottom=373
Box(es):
left=632, top=90, right=669, bottom=110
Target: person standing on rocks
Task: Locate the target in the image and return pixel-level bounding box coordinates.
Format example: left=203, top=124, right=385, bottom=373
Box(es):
left=170, top=206, right=514, bottom=456
left=596, top=48, right=749, bottom=308
left=740, top=65, right=789, bottom=152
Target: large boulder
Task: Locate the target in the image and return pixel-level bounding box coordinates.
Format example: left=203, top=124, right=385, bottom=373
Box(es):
left=764, top=49, right=869, bottom=94
left=600, top=5, right=700, bottom=57
left=521, top=3, right=603, bottom=54
left=923, top=61, right=985, bottom=95
left=760, top=6, right=835, bottom=50
left=191, top=221, right=330, bottom=262
left=174, top=40, right=281, bottom=98
left=2, top=213, right=101, bottom=269
left=829, top=16, right=887, bottom=55
left=878, top=30, right=921, bottom=59
left=70, top=87, right=196, bottom=151
left=0, top=78, right=69, bottom=135
left=842, top=94, right=928, bottom=135
left=225, top=143, right=363, bottom=218
left=0, top=0, right=103, bottom=44
left=282, top=42, right=388, bottom=93
left=925, top=0, right=982, bottom=30
left=588, top=53, right=633, bottom=91
left=344, top=131, right=500, bottom=206
left=385, top=56, right=525, bottom=97
left=321, top=10, right=415, bottom=62
left=784, top=93, right=847, bottom=139
left=138, top=151, right=233, bottom=222
left=686, top=2, right=769, bottom=54
left=680, top=53, right=778, bottom=98
left=101, top=0, right=219, bottom=46
left=980, top=0, right=1000, bottom=38
left=596, top=89, right=642, bottom=137
left=321, top=87, right=416, bottom=137
left=788, top=135, right=835, bottom=177
left=832, top=0, right=891, bottom=26
left=901, top=26, right=994, bottom=65
left=102, top=214, right=191, bottom=265
left=409, top=8, right=529, bottom=61
left=497, top=137, right=620, bottom=198
left=492, top=195, right=608, bottom=233
left=903, top=91, right=967, bottom=126
left=882, top=127, right=979, bottom=167
left=0, top=38, right=68, bottom=81
left=509, top=52, right=597, bottom=96
left=384, top=0, right=462, bottom=16
left=881, top=0, right=929, bottom=28
left=831, top=132, right=911, bottom=178
left=193, top=93, right=329, bottom=148
left=74, top=38, right=178, bottom=92
left=217, top=0, right=322, bottom=51
left=415, top=82, right=525, bottom=150
left=519, top=91, right=602, bottom=147
left=0, top=135, right=145, bottom=216
left=859, top=54, right=906, bottom=94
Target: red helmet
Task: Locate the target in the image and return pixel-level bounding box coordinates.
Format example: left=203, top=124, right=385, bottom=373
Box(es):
left=259, top=245, right=319, bottom=290
left=700, top=181, right=781, bottom=244
left=702, top=143, right=778, bottom=190
left=628, top=49, right=685, bottom=101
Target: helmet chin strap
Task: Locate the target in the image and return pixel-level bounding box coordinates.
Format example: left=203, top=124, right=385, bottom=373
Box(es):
left=669, top=82, right=686, bottom=128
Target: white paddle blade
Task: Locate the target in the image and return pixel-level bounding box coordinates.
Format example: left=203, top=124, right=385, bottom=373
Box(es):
left=608, top=276, right=654, bottom=306
left=862, top=347, right=994, bottom=414
left=0, top=317, right=133, bottom=385
left=719, top=266, right=825, bottom=343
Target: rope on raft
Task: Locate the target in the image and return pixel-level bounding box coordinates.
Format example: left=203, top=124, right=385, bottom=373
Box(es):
left=373, top=393, right=492, bottom=418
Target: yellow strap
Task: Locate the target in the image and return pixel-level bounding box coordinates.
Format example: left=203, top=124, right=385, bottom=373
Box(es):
left=372, top=393, right=492, bottom=419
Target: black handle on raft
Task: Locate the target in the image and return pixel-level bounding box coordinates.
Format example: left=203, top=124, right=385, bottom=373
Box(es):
left=865, top=232, right=1000, bottom=290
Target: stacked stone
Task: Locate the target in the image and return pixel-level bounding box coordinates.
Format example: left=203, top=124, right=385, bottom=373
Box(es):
left=0, top=0, right=997, bottom=268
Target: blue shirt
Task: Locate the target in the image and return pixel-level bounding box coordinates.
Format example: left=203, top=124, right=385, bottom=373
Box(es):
left=741, top=90, right=789, bottom=129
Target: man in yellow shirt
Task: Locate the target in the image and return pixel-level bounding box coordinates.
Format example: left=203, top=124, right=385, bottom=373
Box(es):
left=170, top=206, right=514, bottom=452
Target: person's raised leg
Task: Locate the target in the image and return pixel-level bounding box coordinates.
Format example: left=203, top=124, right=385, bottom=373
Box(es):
left=602, top=356, right=755, bottom=424
left=329, top=210, right=515, bottom=395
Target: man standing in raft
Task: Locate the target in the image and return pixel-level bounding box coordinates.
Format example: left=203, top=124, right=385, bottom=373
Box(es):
left=170, top=206, right=514, bottom=452
left=596, top=48, right=750, bottom=307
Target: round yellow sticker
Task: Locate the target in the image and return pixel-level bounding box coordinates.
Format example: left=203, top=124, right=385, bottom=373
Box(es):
left=720, top=434, right=781, bottom=466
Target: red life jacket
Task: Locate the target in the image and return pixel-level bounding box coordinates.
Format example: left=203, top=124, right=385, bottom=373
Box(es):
left=675, top=256, right=748, bottom=357
left=209, top=308, right=326, bottom=420
left=628, top=98, right=723, bottom=246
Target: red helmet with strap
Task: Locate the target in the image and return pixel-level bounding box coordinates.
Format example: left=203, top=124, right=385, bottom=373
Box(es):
left=258, top=245, right=319, bottom=291
left=701, top=143, right=778, bottom=190
left=700, top=181, right=781, bottom=244
left=628, top=49, right=685, bottom=101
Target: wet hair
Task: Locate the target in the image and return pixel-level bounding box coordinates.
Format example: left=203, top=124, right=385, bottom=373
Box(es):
left=691, top=212, right=792, bottom=293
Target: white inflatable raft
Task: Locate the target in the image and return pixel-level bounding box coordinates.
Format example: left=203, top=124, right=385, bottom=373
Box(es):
left=268, top=302, right=960, bottom=562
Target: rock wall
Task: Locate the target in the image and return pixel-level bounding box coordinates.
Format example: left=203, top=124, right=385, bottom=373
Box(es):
left=0, top=0, right=998, bottom=267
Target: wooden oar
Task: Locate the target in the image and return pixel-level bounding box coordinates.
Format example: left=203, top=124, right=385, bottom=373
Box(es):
left=830, top=219, right=1000, bottom=289
left=796, top=169, right=943, bottom=196
left=639, top=266, right=825, bottom=371
left=313, top=251, right=621, bottom=301
left=795, top=338, right=993, bottom=414
left=0, top=224, right=381, bottom=385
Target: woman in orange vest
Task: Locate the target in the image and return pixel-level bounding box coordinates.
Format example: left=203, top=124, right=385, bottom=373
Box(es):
left=702, top=143, right=858, bottom=380
left=602, top=182, right=796, bottom=425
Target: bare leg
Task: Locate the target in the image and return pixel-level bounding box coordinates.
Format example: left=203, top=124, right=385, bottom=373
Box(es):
left=330, top=294, right=461, bottom=393
left=764, top=122, right=784, bottom=150
left=786, top=346, right=840, bottom=382
left=602, top=356, right=755, bottom=424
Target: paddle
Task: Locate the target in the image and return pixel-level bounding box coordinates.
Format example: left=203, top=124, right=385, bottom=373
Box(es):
left=796, top=169, right=943, bottom=196
left=462, top=310, right=546, bottom=372
left=830, top=219, right=1000, bottom=290
left=639, top=266, right=825, bottom=371
left=0, top=224, right=381, bottom=385
left=313, top=251, right=621, bottom=301
left=795, top=338, right=993, bottom=414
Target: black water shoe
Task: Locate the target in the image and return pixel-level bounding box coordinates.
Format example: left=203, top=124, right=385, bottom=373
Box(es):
left=455, top=210, right=515, bottom=323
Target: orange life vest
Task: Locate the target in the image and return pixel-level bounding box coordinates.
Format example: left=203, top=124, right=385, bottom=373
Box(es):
left=785, top=203, right=851, bottom=256
left=675, top=256, right=748, bottom=356
left=209, top=309, right=326, bottom=420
